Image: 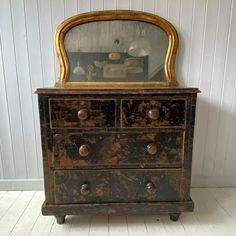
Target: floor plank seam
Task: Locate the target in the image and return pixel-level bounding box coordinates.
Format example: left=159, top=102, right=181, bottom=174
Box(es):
left=207, top=188, right=234, bottom=218
left=0, top=191, right=22, bottom=222
left=88, top=216, right=92, bottom=236
left=0, top=191, right=7, bottom=200
left=143, top=217, right=150, bottom=236
left=179, top=217, right=188, bottom=236
left=108, top=215, right=110, bottom=236
left=126, top=216, right=130, bottom=236
left=67, top=219, right=72, bottom=236
left=28, top=210, right=41, bottom=236
left=48, top=218, right=56, bottom=236
left=8, top=191, right=37, bottom=236
left=126, top=216, right=129, bottom=236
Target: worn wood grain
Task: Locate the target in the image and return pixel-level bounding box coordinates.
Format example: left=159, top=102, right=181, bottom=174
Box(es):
left=38, top=88, right=198, bottom=221
left=49, top=98, right=116, bottom=129
left=121, top=99, right=186, bottom=128
left=42, top=200, right=194, bottom=216
left=53, top=169, right=183, bottom=204
left=36, top=87, right=200, bottom=95
left=53, top=131, right=184, bottom=168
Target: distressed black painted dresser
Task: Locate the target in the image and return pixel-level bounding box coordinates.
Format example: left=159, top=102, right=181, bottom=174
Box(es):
left=37, top=10, right=199, bottom=224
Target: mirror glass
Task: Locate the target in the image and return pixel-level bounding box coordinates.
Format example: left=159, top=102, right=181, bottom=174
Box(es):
left=64, top=20, right=168, bottom=83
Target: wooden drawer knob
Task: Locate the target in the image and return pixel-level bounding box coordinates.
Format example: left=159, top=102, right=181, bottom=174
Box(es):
left=80, top=183, right=90, bottom=195
left=79, top=144, right=90, bottom=157
left=148, top=109, right=159, bottom=120
left=78, top=109, right=89, bottom=120
left=147, top=143, right=157, bottom=155
left=146, top=182, right=156, bottom=194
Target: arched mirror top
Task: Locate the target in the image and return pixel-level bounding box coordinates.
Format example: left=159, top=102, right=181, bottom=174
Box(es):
left=54, top=10, right=179, bottom=88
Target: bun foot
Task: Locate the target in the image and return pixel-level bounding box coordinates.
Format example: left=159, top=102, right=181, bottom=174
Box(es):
left=169, top=213, right=180, bottom=221
left=55, top=215, right=66, bottom=224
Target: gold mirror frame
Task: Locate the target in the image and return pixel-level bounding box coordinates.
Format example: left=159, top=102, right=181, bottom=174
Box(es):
left=54, top=10, right=179, bottom=88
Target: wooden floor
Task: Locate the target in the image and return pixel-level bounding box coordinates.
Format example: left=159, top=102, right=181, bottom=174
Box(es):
left=0, top=188, right=236, bottom=236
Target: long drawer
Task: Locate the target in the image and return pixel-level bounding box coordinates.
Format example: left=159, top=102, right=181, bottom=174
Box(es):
left=53, top=169, right=183, bottom=204
left=52, top=131, right=184, bottom=169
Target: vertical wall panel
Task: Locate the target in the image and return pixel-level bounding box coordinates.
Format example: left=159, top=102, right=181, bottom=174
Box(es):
left=197, top=0, right=220, bottom=177
left=0, top=41, right=5, bottom=179
left=0, top=0, right=236, bottom=188
left=0, top=142, right=4, bottom=179
left=117, top=0, right=130, bottom=10
left=167, top=0, right=181, bottom=87
left=90, top=0, right=102, bottom=11
left=0, top=35, right=15, bottom=178
left=143, top=0, right=155, bottom=13
left=189, top=0, right=208, bottom=177
left=130, top=0, right=142, bottom=10
left=203, top=0, right=232, bottom=177
left=10, top=0, right=39, bottom=178
left=65, top=0, right=78, bottom=17
left=24, top=0, right=44, bottom=177
left=155, top=0, right=168, bottom=19
left=0, top=0, right=27, bottom=179
left=78, top=0, right=91, bottom=12
left=177, top=0, right=194, bottom=86
left=104, top=0, right=116, bottom=10
left=51, top=0, right=65, bottom=79
left=167, top=0, right=181, bottom=25
left=38, top=0, right=55, bottom=86
left=216, top=0, right=236, bottom=176
left=187, top=0, right=208, bottom=87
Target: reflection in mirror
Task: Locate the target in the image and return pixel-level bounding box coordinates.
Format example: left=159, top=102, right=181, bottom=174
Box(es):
left=64, top=20, right=168, bottom=83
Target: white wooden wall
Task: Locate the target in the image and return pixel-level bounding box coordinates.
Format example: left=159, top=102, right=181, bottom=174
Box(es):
left=0, top=0, right=236, bottom=190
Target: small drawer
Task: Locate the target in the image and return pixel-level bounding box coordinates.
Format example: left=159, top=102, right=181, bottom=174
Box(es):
left=52, top=131, right=184, bottom=169
left=49, top=98, right=116, bottom=129
left=121, top=99, right=186, bottom=128
left=53, top=169, right=183, bottom=204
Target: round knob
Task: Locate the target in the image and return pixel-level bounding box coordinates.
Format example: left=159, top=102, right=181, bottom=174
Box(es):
left=147, top=143, right=157, bottom=155
left=78, top=109, right=89, bottom=120
left=146, top=182, right=156, bottom=194
left=148, top=109, right=159, bottom=120
left=79, top=144, right=90, bottom=157
left=80, top=183, right=90, bottom=195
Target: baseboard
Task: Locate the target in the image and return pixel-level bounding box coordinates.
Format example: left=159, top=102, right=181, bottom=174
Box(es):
left=191, top=176, right=236, bottom=187
left=0, top=176, right=235, bottom=191
left=0, top=179, right=44, bottom=190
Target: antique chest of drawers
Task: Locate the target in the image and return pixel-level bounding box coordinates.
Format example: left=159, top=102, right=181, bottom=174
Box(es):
left=37, top=10, right=199, bottom=224
left=37, top=88, right=199, bottom=223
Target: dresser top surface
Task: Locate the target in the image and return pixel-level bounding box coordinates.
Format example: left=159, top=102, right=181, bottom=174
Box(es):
left=36, top=87, right=200, bottom=95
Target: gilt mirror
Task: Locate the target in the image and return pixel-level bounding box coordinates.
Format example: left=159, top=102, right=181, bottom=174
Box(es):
left=54, top=10, right=179, bottom=87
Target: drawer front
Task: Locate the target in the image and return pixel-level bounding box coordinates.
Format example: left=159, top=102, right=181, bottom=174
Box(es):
left=121, top=99, right=186, bottom=128
left=49, top=99, right=116, bottom=129
left=53, top=169, right=182, bottom=204
left=53, top=132, right=184, bottom=168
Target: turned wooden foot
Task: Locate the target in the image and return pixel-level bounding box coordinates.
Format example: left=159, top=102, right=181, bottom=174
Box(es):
left=55, top=215, right=66, bottom=224
left=169, top=213, right=180, bottom=221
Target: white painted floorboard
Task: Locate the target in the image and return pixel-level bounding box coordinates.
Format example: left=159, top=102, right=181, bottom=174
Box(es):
left=0, top=188, right=236, bottom=236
